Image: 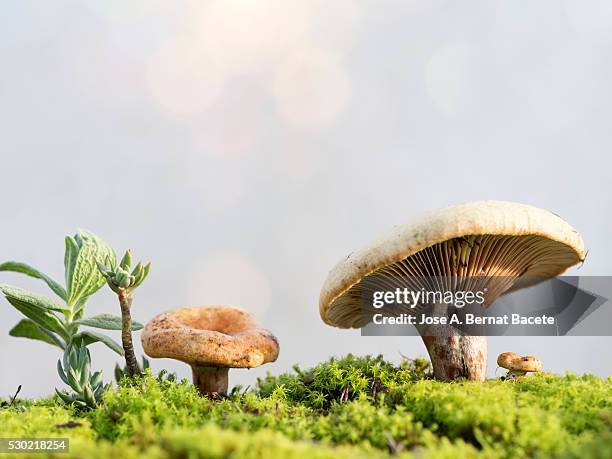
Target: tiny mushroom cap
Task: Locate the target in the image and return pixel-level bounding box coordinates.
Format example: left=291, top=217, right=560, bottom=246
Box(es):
left=142, top=306, right=279, bottom=396
left=319, top=201, right=585, bottom=381
left=497, top=352, right=542, bottom=373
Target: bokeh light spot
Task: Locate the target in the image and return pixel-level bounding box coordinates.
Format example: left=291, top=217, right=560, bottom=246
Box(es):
left=146, top=37, right=224, bottom=116
left=274, top=47, right=351, bottom=129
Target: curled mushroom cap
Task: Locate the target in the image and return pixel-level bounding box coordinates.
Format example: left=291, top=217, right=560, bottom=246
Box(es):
left=319, top=201, right=584, bottom=381
left=142, top=306, right=279, bottom=395
left=321, top=201, right=585, bottom=328
left=142, top=306, right=279, bottom=367
left=497, top=352, right=542, bottom=373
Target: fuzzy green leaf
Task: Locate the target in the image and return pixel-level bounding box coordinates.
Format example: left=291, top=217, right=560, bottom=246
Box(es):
left=67, top=243, right=107, bottom=306
left=66, top=230, right=116, bottom=306
left=131, top=262, right=143, bottom=280
left=64, top=236, right=80, bottom=293
left=76, top=230, right=116, bottom=267
left=6, top=297, right=67, bottom=338
left=0, top=283, right=69, bottom=313
left=9, top=319, right=65, bottom=349
left=67, top=368, right=83, bottom=393
left=90, top=371, right=103, bottom=389
left=73, top=296, right=88, bottom=320
left=119, top=250, right=132, bottom=270
left=55, top=388, right=74, bottom=404
left=77, top=314, right=143, bottom=331
left=140, top=262, right=151, bottom=284
left=57, top=360, right=68, bottom=384
left=74, top=331, right=124, bottom=356
left=0, top=262, right=67, bottom=301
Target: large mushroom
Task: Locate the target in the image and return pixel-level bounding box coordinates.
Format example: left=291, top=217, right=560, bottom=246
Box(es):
left=142, top=306, right=279, bottom=396
left=319, top=201, right=585, bottom=381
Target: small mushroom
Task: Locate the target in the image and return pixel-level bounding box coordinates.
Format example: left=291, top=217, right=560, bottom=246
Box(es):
left=141, top=306, right=279, bottom=396
left=497, top=352, right=542, bottom=379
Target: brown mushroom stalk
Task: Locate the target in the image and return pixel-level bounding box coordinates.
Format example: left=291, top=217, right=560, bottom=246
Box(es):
left=191, top=365, right=229, bottom=395
left=413, top=302, right=487, bottom=381
left=319, top=201, right=586, bottom=382
left=417, top=326, right=487, bottom=381
left=142, top=306, right=279, bottom=397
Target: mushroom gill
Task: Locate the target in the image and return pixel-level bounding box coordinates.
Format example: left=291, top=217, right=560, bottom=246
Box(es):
left=325, top=234, right=581, bottom=328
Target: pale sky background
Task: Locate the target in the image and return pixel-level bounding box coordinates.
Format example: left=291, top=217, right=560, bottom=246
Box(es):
left=1, top=1, right=611, bottom=398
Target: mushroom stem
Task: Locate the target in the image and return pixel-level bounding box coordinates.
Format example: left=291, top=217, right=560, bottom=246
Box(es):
left=419, top=332, right=487, bottom=381
left=415, top=304, right=487, bottom=381
left=191, top=365, right=229, bottom=396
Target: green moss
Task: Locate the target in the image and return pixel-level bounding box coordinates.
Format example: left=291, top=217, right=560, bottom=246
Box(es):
left=256, top=354, right=431, bottom=406
left=1, top=355, right=610, bottom=459
left=0, top=425, right=386, bottom=459
left=0, top=405, right=93, bottom=439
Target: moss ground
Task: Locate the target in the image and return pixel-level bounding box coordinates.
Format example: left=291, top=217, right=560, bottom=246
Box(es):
left=1, top=355, right=610, bottom=458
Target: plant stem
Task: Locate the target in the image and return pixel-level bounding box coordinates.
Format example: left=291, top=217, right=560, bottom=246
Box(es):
left=118, top=290, right=140, bottom=377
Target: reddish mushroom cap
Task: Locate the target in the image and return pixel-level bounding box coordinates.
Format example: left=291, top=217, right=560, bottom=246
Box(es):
left=497, top=352, right=542, bottom=373
left=142, top=306, right=279, bottom=368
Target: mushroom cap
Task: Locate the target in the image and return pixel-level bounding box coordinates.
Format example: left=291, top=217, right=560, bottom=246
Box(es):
left=497, top=352, right=542, bottom=372
left=320, top=201, right=586, bottom=328
left=141, top=306, right=279, bottom=368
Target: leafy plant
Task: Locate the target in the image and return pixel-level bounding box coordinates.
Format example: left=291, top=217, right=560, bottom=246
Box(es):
left=56, top=344, right=108, bottom=409
left=0, top=230, right=143, bottom=355
left=98, top=250, right=150, bottom=377
left=115, top=356, right=151, bottom=384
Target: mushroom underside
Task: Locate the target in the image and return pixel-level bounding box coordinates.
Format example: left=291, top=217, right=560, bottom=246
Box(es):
left=324, top=234, right=580, bottom=381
